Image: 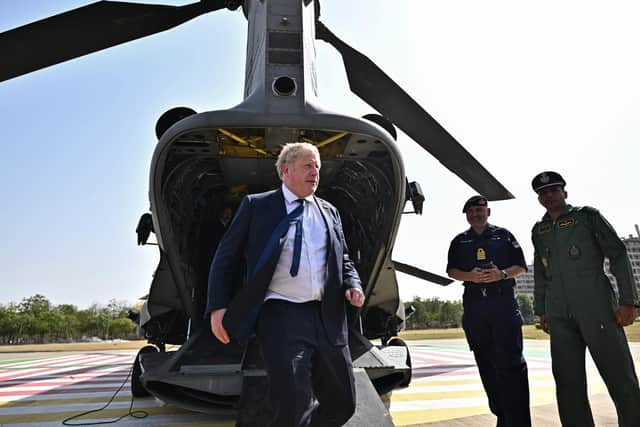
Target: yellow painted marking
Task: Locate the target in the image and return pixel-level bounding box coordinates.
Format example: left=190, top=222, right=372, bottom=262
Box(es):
left=392, top=405, right=490, bottom=425
left=163, top=423, right=234, bottom=427
left=0, top=405, right=193, bottom=424
left=391, top=390, right=488, bottom=401
left=408, top=370, right=568, bottom=386
left=391, top=384, right=607, bottom=426
left=390, top=376, right=608, bottom=425
left=0, top=395, right=153, bottom=408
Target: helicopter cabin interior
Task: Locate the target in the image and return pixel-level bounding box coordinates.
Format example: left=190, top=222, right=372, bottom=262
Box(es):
left=159, top=125, right=401, bottom=325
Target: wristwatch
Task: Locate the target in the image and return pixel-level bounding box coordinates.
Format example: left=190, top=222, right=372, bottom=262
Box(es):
left=501, top=269, right=508, bottom=280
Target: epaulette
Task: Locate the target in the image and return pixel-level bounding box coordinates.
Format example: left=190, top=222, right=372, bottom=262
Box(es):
left=573, top=205, right=598, bottom=215
left=457, top=230, right=471, bottom=240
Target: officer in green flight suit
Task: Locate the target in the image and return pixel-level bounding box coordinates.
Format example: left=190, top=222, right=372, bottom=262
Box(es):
left=531, top=171, right=640, bottom=427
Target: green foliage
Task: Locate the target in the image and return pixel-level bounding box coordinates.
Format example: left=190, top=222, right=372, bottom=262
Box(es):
left=0, top=295, right=137, bottom=345
left=403, top=295, right=535, bottom=330
left=517, top=293, right=535, bottom=324
left=0, top=304, right=21, bottom=344
left=404, top=297, right=463, bottom=329
left=108, top=318, right=136, bottom=337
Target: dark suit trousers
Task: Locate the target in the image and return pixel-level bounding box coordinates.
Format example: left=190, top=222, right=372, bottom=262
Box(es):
left=256, top=299, right=356, bottom=427
left=462, top=290, right=531, bottom=427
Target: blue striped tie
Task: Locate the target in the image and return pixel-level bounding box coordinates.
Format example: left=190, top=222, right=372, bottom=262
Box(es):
left=290, top=199, right=304, bottom=277
left=253, top=199, right=304, bottom=278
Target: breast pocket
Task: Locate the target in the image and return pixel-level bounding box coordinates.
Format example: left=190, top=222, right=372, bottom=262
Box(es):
left=561, top=223, right=600, bottom=266
left=533, top=235, right=553, bottom=279
left=485, top=236, right=507, bottom=266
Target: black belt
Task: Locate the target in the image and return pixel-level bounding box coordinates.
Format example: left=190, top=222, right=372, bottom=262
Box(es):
left=464, top=283, right=514, bottom=298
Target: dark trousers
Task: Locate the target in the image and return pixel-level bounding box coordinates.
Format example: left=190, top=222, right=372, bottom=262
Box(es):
left=462, top=287, right=531, bottom=427
left=256, top=299, right=356, bottom=427
left=549, top=314, right=640, bottom=427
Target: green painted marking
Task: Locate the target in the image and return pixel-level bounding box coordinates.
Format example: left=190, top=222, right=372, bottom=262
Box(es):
left=412, top=343, right=468, bottom=351
left=523, top=348, right=551, bottom=358
left=0, top=357, right=48, bottom=366
left=0, top=362, right=131, bottom=371
left=412, top=342, right=551, bottom=359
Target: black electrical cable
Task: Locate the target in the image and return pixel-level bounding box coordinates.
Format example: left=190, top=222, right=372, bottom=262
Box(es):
left=61, top=362, right=149, bottom=426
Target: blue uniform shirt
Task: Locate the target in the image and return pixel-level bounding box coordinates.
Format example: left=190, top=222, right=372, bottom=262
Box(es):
left=447, top=224, right=527, bottom=287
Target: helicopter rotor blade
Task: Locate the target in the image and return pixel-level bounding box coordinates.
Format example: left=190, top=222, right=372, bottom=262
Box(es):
left=316, top=21, right=513, bottom=201
left=0, top=0, right=240, bottom=82
left=392, top=261, right=453, bottom=286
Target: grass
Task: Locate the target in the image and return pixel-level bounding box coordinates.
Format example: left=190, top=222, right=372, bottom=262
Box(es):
left=399, top=321, right=640, bottom=342
left=0, top=340, right=149, bottom=353
left=399, top=325, right=551, bottom=341
left=0, top=322, right=637, bottom=352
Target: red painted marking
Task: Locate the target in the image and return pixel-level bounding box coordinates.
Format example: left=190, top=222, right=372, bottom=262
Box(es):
left=0, top=373, right=128, bottom=385
left=0, top=354, right=132, bottom=382
left=0, top=376, right=130, bottom=388
left=0, top=386, right=123, bottom=397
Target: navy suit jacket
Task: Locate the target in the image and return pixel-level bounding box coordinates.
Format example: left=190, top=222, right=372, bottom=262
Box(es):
left=206, top=188, right=362, bottom=346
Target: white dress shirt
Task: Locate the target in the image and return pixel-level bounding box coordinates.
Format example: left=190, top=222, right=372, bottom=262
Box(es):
left=265, top=184, right=328, bottom=302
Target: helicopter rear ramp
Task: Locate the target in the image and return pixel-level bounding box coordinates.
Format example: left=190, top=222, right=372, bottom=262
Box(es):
left=236, top=368, right=394, bottom=427
left=346, top=369, right=395, bottom=426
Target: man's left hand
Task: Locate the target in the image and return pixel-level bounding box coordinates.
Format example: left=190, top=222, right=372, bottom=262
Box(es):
left=616, top=304, right=638, bottom=327
left=480, top=265, right=502, bottom=284
left=345, top=288, right=365, bottom=307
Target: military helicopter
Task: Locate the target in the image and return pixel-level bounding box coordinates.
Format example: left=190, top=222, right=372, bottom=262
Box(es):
left=1, top=0, right=512, bottom=421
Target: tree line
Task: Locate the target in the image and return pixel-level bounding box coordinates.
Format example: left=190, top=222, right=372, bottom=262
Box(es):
left=403, top=294, right=535, bottom=329
left=0, top=293, right=537, bottom=344
left=0, top=294, right=137, bottom=345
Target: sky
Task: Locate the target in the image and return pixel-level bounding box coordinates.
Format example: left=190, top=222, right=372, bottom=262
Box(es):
left=1, top=0, right=639, bottom=309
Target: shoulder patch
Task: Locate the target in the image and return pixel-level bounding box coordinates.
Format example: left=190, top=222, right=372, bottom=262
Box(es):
left=538, top=224, right=552, bottom=234
left=558, top=218, right=575, bottom=228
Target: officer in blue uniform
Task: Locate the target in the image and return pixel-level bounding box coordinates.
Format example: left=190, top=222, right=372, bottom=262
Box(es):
left=447, top=195, right=531, bottom=427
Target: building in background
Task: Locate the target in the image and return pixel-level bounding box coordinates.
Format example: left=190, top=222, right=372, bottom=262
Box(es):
left=605, top=228, right=640, bottom=296
left=515, top=265, right=534, bottom=300
left=516, top=225, right=640, bottom=301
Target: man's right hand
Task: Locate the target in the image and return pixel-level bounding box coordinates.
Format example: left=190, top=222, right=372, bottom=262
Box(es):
left=210, top=309, right=230, bottom=344
left=468, top=267, right=486, bottom=283
left=616, top=304, right=638, bottom=327
left=539, top=314, right=550, bottom=334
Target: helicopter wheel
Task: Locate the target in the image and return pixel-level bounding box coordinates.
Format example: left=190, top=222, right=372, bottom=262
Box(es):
left=131, top=345, right=158, bottom=397
left=388, top=337, right=412, bottom=387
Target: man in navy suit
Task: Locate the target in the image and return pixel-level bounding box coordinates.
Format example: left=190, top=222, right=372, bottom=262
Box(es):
left=206, top=142, right=365, bottom=427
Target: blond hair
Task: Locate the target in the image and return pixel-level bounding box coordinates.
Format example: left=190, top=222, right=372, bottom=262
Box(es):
left=275, top=142, right=320, bottom=179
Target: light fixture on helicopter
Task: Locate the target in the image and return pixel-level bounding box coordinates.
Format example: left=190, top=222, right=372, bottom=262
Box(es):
left=155, top=107, right=197, bottom=139
left=406, top=181, right=425, bottom=215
